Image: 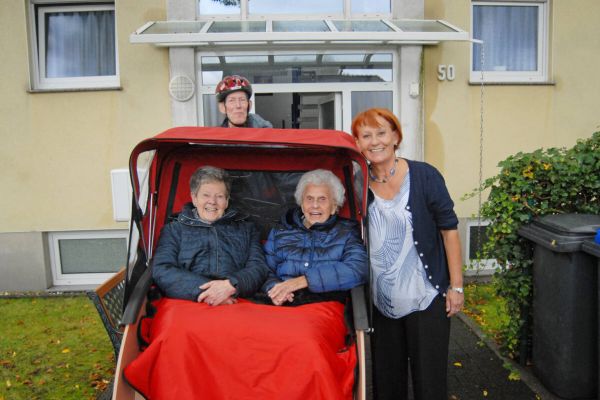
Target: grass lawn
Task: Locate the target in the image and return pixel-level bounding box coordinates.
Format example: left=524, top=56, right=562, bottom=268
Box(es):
left=463, top=282, right=509, bottom=344
left=0, top=296, right=114, bottom=400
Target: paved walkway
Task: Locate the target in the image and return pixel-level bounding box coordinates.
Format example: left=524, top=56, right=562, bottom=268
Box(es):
left=446, top=314, right=560, bottom=400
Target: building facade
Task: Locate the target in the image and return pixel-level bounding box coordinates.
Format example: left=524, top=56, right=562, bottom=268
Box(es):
left=1, top=0, right=598, bottom=290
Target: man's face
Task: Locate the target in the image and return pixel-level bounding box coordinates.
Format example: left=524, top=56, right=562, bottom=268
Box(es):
left=218, top=92, right=251, bottom=127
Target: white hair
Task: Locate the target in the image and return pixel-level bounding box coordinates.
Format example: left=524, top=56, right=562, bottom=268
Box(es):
left=294, top=169, right=345, bottom=211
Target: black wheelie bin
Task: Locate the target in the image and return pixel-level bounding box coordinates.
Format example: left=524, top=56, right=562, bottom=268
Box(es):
left=519, top=214, right=600, bottom=399
left=583, top=232, right=600, bottom=400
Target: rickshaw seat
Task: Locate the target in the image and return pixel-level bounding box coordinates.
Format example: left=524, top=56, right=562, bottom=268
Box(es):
left=87, top=267, right=126, bottom=360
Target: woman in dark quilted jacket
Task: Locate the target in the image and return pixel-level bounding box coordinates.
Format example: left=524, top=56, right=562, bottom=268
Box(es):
left=152, top=165, right=268, bottom=304
left=262, top=169, right=368, bottom=306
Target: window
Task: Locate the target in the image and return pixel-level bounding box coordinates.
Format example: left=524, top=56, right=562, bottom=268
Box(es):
left=351, top=91, right=393, bottom=120
left=249, top=0, right=343, bottom=15
left=200, top=52, right=393, bottom=85
left=351, top=0, right=390, bottom=14
left=49, top=230, right=127, bottom=285
left=463, top=220, right=497, bottom=275
left=198, top=0, right=391, bottom=17
left=471, top=1, right=548, bottom=83
left=29, top=2, right=119, bottom=90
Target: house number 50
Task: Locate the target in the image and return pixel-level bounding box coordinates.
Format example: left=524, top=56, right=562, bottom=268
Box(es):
left=437, top=64, right=456, bottom=81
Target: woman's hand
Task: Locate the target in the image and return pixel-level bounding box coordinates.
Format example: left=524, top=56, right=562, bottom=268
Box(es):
left=197, top=280, right=237, bottom=306
left=445, top=289, right=464, bottom=317
left=268, top=276, right=308, bottom=306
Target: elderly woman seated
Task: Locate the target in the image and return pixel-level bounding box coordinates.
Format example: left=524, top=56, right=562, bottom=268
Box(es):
left=124, top=168, right=367, bottom=400
left=263, top=169, right=368, bottom=306
left=151, top=165, right=268, bottom=304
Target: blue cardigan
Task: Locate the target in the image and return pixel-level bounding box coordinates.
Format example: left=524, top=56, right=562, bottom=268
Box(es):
left=368, top=159, right=459, bottom=295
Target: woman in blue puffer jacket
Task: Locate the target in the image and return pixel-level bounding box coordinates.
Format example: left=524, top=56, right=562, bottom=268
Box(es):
left=262, top=169, right=368, bottom=306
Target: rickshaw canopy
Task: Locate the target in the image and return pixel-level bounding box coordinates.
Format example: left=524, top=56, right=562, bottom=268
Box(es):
left=124, top=127, right=370, bottom=312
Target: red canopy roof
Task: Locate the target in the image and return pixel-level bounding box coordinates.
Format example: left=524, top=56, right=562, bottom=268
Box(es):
left=131, top=126, right=361, bottom=155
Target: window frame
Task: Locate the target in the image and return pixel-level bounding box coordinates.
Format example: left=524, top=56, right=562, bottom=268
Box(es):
left=49, top=230, right=128, bottom=286
left=28, top=1, right=120, bottom=91
left=463, top=219, right=498, bottom=275
left=470, top=0, right=549, bottom=83
left=195, top=47, right=399, bottom=132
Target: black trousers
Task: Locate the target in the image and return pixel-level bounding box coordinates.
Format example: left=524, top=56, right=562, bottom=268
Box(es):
left=372, top=295, right=451, bottom=400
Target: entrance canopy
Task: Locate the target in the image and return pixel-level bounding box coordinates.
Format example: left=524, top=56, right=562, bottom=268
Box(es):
left=130, top=19, right=468, bottom=46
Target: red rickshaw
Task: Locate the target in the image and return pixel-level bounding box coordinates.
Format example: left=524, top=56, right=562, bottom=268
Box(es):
left=106, top=127, right=371, bottom=399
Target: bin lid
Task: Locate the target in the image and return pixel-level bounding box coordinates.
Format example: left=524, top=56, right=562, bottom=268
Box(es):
left=582, top=240, right=600, bottom=258
left=518, top=214, right=600, bottom=252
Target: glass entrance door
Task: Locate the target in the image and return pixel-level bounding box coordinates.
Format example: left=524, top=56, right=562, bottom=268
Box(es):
left=255, top=92, right=342, bottom=130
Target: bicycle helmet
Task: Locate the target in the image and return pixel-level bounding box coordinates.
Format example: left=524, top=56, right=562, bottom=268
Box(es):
left=215, top=75, right=253, bottom=102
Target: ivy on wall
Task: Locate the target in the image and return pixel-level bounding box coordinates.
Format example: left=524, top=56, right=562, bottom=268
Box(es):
left=465, top=131, right=600, bottom=359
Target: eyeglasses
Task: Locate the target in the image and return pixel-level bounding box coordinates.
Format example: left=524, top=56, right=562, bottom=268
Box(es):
left=225, top=97, right=249, bottom=106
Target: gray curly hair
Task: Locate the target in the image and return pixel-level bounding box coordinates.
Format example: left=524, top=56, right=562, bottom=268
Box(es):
left=294, top=169, right=345, bottom=211
left=189, top=166, right=231, bottom=197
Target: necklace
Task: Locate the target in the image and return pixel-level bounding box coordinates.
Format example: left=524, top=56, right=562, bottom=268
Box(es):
left=369, top=158, right=399, bottom=183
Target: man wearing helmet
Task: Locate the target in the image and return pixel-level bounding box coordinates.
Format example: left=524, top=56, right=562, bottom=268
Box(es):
left=216, top=75, right=273, bottom=128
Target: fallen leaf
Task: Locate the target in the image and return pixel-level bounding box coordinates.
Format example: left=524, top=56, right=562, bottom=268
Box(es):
left=453, top=362, right=462, bottom=367
left=90, top=373, right=102, bottom=380
left=61, top=348, right=71, bottom=354
left=508, top=371, right=521, bottom=381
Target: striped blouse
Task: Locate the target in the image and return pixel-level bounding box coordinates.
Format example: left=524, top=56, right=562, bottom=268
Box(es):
left=369, top=172, right=439, bottom=319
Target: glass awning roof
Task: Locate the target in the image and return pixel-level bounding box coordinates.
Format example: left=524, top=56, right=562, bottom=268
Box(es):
left=130, top=19, right=469, bottom=47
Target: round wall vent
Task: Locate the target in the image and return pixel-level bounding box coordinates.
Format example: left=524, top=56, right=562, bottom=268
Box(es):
left=168, top=75, right=195, bottom=102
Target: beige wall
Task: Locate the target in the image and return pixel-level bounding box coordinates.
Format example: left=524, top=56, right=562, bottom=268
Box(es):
left=423, top=0, right=600, bottom=217
left=2, top=1, right=599, bottom=228
left=0, top=0, right=172, bottom=233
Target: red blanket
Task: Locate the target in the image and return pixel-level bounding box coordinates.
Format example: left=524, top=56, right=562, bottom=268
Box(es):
left=124, top=298, right=356, bottom=400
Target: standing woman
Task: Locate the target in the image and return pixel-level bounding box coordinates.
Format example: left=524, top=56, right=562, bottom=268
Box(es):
left=351, top=108, right=464, bottom=400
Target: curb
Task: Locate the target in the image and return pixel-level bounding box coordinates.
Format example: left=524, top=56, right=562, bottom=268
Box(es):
left=0, top=290, right=88, bottom=299
left=456, top=312, right=561, bottom=400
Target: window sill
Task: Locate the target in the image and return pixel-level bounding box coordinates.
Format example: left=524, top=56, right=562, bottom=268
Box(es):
left=468, top=81, right=556, bottom=86
left=27, top=86, right=123, bottom=94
